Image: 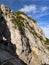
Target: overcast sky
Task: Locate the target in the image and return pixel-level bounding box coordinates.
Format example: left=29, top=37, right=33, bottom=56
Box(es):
left=0, top=0, right=49, bottom=38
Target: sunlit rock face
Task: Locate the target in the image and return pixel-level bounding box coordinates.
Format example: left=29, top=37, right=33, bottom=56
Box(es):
left=0, top=4, right=49, bottom=65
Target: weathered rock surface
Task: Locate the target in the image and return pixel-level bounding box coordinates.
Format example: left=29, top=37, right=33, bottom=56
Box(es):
left=0, top=4, right=49, bottom=65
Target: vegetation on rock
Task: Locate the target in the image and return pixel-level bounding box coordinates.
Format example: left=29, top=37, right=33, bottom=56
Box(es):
left=45, top=38, right=49, bottom=45
left=15, top=11, right=36, bottom=23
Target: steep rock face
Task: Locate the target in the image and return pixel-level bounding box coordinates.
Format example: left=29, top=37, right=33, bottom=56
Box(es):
left=0, top=4, right=49, bottom=65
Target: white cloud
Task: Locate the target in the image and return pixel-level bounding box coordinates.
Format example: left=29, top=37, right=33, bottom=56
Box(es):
left=40, top=6, right=48, bottom=12
left=19, top=5, right=36, bottom=13
left=35, top=13, right=49, bottom=18
left=41, top=25, right=49, bottom=38
left=19, top=5, right=49, bottom=15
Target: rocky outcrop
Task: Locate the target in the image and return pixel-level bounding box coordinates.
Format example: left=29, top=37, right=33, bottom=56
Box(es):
left=0, top=4, right=49, bottom=65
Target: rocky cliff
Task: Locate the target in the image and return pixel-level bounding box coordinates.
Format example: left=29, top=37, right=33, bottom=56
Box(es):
left=0, top=4, right=49, bottom=65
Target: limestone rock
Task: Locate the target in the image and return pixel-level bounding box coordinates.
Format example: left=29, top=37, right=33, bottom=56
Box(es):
left=0, top=4, right=49, bottom=65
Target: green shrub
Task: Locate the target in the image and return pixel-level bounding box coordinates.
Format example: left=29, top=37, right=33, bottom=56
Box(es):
left=0, top=9, right=3, bottom=14
left=12, top=15, right=24, bottom=30
left=45, top=38, right=49, bottom=45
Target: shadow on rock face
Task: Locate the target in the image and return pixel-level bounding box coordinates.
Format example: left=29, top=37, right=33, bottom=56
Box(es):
left=0, top=13, right=11, bottom=43
left=1, top=62, right=14, bottom=65
left=0, top=13, right=27, bottom=65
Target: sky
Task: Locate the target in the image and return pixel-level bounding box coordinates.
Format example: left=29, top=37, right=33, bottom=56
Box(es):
left=0, top=0, right=49, bottom=38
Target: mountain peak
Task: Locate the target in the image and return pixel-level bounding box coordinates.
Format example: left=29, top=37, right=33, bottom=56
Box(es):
left=0, top=4, right=12, bottom=15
